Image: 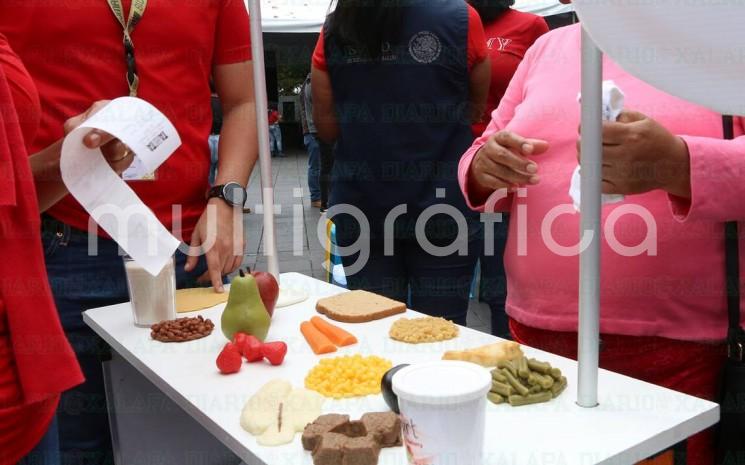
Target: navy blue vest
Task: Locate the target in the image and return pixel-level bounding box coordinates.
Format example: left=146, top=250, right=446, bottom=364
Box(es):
left=325, top=0, right=476, bottom=225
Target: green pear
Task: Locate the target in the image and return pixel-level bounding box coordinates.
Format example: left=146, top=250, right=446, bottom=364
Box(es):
left=221, top=270, right=272, bottom=341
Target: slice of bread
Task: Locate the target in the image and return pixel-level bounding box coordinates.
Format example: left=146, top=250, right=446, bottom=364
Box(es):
left=316, top=290, right=406, bottom=323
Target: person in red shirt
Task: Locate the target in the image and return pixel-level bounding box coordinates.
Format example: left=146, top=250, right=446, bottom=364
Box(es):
left=469, top=0, right=549, bottom=136
left=0, top=33, right=132, bottom=465
left=268, top=108, right=280, bottom=125
left=467, top=0, right=548, bottom=339
left=268, top=106, right=284, bottom=157
left=0, top=2, right=256, bottom=463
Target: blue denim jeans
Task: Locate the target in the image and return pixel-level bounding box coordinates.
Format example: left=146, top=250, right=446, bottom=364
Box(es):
left=335, top=214, right=483, bottom=326
left=208, top=134, right=220, bottom=185
left=17, top=416, right=60, bottom=465
left=268, top=124, right=283, bottom=155
left=40, top=217, right=208, bottom=465
left=304, top=133, right=321, bottom=202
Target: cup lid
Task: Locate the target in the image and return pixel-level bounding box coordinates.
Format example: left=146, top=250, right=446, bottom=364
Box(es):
left=392, top=361, right=492, bottom=405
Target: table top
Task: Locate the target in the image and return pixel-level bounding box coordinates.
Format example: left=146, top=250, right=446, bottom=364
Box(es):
left=84, top=272, right=719, bottom=465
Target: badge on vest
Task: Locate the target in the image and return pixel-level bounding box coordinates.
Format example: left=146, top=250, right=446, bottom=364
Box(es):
left=409, top=31, right=442, bottom=64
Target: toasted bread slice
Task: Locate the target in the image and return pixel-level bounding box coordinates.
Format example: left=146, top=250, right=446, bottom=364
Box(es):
left=316, top=290, right=406, bottom=323
left=442, top=341, right=523, bottom=367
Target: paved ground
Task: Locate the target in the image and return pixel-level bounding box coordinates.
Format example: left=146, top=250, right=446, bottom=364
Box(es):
left=240, top=149, right=493, bottom=334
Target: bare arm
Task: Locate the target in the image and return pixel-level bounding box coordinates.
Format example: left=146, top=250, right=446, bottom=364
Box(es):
left=29, top=140, right=78, bottom=213
left=29, top=101, right=131, bottom=212
left=469, top=58, right=491, bottom=125
left=311, top=67, right=339, bottom=143
left=184, top=60, right=257, bottom=291
left=213, top=60, right=257, bottom=187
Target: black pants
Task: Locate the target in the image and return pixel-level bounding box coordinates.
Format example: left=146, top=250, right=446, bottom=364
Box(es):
left=335, top=214, right=483, bottom=326
left=479, top=213, right=510, bottom=338
left=319, top=141, right=335, bottom=209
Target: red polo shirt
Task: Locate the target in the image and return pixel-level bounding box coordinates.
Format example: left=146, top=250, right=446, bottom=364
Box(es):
left=0, top=0, right=251, bottom=242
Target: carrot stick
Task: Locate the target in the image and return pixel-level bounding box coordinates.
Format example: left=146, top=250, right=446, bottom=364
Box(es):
left=310, top=316, right=358, bottom=347
left=301, top=321, right=337, bottom=355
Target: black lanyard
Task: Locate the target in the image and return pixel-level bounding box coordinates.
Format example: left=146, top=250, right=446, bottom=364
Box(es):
left=106, top=0, right=147, bottom=96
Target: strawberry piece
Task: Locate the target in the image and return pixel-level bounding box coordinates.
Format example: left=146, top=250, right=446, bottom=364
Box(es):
left=233, top=332, right=248, bottom=353
left=216, top=342, right=242, bottom=374
left=242, top=335, right=264, bottom=363
left=261, top=341, right=288, bottom=366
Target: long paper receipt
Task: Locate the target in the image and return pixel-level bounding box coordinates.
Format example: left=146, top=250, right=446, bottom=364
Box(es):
left=60, top=97, right=181, bottom=276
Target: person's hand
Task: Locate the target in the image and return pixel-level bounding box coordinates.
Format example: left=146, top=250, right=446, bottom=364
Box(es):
left=467, top=130, right=549, bottom=202
left=63, top=100, right=135, bottom=175
left=577, top=110, right=691, bottom=198
left=184, top=199, right=245, bottom=292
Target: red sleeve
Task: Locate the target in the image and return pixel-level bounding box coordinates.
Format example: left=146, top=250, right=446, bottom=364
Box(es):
left=466, top=5, right=488, bottom=71
left=0, top=34, right=39, bottom=150
left=214, top=0, right=252, bottom=65
left=312, top=29, right=327, bottom=71
left=532, top=16, right=550, bottom=43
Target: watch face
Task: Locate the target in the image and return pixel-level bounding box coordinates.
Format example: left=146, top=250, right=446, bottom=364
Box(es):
left=222, top=183, right=246, bottom=207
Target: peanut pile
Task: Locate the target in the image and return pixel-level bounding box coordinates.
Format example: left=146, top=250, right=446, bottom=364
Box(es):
left=150, top=316, right=214, bottom=342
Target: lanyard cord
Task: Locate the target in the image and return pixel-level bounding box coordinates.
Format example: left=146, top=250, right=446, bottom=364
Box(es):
left=106, top=0, right=147, bottom=96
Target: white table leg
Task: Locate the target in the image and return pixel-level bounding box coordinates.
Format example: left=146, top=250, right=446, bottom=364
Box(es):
left=103, top=351, right=241, bottom=465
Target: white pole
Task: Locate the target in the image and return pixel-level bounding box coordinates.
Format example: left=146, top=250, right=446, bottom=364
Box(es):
left=577, top=26, right=602, bottom=408
left=246, top=1, right=308, bottom=307
left=247, top=0, right=280, bottom=281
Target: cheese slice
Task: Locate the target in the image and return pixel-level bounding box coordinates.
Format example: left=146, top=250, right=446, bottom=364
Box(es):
left=240, top=379, right=293, bottom=435
left=241, top=381, right=325, bottom=446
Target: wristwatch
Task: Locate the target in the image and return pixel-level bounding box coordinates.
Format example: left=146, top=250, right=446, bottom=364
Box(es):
left=207, top=182, right=247, bottom=208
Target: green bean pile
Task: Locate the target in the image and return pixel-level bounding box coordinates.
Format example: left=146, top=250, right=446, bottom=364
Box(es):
left=488, top=357, right=567, bottom=407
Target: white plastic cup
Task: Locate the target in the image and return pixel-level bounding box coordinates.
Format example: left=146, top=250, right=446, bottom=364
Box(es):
left=392, top=361, right=492, bottom=465
left=123, top=255, right=176, bottom=327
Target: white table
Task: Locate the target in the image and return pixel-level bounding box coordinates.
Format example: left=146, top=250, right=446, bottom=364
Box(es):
left=84, top=272, right=719, bottom=465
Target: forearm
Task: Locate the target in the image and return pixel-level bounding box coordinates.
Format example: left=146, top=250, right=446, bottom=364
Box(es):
left=28, top=140, right=70, bottom=212
left=468, top=58, right=491, bottom=124
left=315, top=113, right=339, bottom=144
left=310, top=67, right=339, bottom=143
left=458, top=123, right=509, bottom=212
left=216, top=101, right=257, bottom=186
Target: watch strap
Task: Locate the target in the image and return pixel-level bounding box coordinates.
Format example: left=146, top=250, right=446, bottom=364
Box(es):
left=207, top=185, right=224, bottom=200
left=206, top=183, right=246, bottom=207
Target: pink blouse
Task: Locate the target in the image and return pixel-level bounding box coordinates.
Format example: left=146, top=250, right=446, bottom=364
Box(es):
left=459, top=23, right=745, bottom=342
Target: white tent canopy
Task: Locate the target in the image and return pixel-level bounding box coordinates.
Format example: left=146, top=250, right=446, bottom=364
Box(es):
left=251, top=0, right=574, bottom=33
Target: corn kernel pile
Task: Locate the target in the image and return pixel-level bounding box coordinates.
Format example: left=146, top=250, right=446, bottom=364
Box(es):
left=304, top=355, right=392, bottom=399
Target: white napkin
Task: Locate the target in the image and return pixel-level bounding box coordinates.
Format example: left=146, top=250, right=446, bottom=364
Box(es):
left=570, top=80, right=625, bottom=211
left=60, top=97, right=181, bottom=275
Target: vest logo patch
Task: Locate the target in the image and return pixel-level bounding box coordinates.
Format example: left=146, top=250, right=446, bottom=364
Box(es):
left=409, top=31, right=442, bottom=64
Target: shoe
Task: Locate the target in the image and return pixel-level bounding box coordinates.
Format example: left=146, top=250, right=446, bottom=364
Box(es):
left=311, top=200, right=322, bottom=208
left=319, top=207, right=328, bottom=213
